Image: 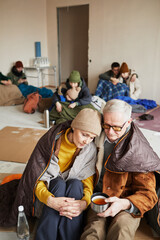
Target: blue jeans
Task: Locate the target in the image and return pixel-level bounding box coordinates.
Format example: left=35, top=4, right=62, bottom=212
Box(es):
left=35, top=177, right=84, bottom=240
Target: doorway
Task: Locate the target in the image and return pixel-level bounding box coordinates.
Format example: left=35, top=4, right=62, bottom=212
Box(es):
left=57, top=5, right=89, bottom=85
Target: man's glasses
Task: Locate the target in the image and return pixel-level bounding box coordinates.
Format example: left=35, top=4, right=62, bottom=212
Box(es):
left=102, top=121, right=127, bottom=132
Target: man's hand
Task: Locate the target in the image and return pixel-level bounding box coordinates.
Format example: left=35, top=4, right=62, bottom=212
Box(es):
left=97, top=197, right=131, bottom=218
left=56, top=101, right=62, bottom=112
left=18, top=78, right=27, bottom=84
left=110, top=78, right=119, bottom=85
left=1, top=80, right=12, bottom=85
left=68, top=102, right=77, bottom=109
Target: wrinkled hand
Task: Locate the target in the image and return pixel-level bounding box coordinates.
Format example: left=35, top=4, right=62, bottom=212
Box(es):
left=130, top=74, right=136, bottom=82
left=68, top=102, right=77, bottom=109
left=59, top=200, right=87, bottom=219
left=47, top=196, right=87, bottom=219
left=56, top=102, right=62, bottom=112
left=1, top=80, right=12, bottom=85
left=97, top=197, right=131, bottom=218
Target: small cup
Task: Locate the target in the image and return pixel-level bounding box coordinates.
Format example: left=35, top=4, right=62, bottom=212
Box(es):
left=91, top=192, right=109, bottom=213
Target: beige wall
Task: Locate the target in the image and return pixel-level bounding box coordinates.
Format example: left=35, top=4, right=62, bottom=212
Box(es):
left=47, top=0, right=160, bottom=104
left=0, top=0, right=47, bottom=86
left=58, top=5, right=89, bottom=83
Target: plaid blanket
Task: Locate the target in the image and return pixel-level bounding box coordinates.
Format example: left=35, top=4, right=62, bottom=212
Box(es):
left=95, top=79, right=129, bottom=102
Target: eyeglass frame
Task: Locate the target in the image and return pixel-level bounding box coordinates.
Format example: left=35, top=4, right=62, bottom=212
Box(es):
left=102, top=121, right=128, bottom=132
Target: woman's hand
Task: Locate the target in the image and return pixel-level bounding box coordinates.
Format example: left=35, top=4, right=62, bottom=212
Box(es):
left=47, top=196, right=75, bottom=212
left=130, top=74, right=136, bottom=82
left=56, top=101, right=62, bottom=112
left=97, top=197, right=131, bottom=218
left=59, top=199, right=87, bottom=219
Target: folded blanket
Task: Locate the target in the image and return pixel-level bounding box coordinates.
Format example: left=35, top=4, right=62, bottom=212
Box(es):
left=115, top=96, right=157, bottom=109
left=49, top=102, right=96, bottom=124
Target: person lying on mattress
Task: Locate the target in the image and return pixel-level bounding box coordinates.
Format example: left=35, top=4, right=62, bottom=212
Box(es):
left=7, top=61, right=53, bottom=98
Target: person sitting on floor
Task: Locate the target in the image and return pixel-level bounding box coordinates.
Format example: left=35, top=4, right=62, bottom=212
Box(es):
left=0, top=72, right=12, bottom=85
left=99, top=62, right=120, bottom=85
left=119, top=62, right=142, bottom=100
left=7, top=61, right=53, bottom=98
left=80, top=99, right=160, bottom=240
left=0, top=108, right=102, bottom=240
left=49, top=70, right=96, bottom=124
left=7, top=61, right=28, bottom=86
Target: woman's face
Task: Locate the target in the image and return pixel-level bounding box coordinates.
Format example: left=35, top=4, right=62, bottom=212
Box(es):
left=121, top=72, right=129, bottom=79
left=72, top=128, right=96, bottom=148
left=69, top=82, right=78, bottom=88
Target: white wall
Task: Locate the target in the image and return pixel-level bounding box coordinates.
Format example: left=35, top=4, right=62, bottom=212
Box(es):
left=0, top=0, right=47, bottom=86
left=47, top=0, right=160, bottom=104
left=0, top=0, right=160, bottom=103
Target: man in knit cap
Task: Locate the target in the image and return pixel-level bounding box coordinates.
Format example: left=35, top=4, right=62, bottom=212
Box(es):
left=81, top=99, right=160, bottom=240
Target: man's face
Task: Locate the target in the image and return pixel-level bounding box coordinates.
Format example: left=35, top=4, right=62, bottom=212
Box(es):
left=112, top=67, right=119, bottom=76
left=17, top=67, right=23, bottom=72
left=103, top=112, right=132, bottom=142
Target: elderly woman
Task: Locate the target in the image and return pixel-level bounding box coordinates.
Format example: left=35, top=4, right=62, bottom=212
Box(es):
left=0, top=109, right=101, bottom=240
left=34, top=108, right=101, bottom=240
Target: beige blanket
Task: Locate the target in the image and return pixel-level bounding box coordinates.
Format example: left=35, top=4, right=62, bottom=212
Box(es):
left=0, top=84, right=24, bottom=106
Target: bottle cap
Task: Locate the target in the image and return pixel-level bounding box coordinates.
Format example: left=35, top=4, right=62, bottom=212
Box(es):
left=18, top=205, right=24, bottom=212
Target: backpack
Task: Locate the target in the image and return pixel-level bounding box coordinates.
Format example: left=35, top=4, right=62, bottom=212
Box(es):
left=23, top=92, right=41, bottom=113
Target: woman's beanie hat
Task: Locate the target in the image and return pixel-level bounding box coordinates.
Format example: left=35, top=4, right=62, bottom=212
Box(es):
left=69, top=70, right=81, bottom=83
left=71, top=108, right=102, bottom=136
left=15, top=61, right=23, bottom=68
left=120, top=62, right=129, bottom=74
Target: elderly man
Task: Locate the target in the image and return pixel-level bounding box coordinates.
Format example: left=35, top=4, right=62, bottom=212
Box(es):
left=81, top=99, right=160, bottom=240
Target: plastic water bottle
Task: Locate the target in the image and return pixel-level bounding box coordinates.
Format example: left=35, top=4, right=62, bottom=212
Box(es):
left=17, top=205, right=30, bottom=240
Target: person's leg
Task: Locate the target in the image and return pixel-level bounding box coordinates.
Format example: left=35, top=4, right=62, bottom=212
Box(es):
left=59, top=179, right=84, bottom=240
left=106, top=211, right=141, bottom=240
left=35, top=177, right=66, bottom=240
left=80, top=207, right=106, bottom=240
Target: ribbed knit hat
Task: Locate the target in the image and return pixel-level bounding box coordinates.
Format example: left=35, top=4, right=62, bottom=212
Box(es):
left=66, top=87, right=81, bottom=100
left=71, top=108, right=102, bottom=136
left=69, top=70, right=81, bottom=83
left=120, top=62, right=129, bottom=74
left=15, top=61, right=23, bottom=68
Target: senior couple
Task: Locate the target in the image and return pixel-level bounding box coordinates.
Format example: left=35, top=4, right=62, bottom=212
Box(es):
left=0, top=99, right=160, bottom=240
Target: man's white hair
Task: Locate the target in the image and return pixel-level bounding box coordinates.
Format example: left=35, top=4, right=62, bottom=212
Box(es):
left=103, top=99, right=132, bottom=121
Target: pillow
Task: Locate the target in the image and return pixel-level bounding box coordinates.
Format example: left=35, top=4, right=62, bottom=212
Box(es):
left=0, top=84, right=24, bottom=106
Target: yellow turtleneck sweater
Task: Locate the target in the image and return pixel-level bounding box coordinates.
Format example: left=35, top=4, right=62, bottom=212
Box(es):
left=35, top=128, right=94, bottom=207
